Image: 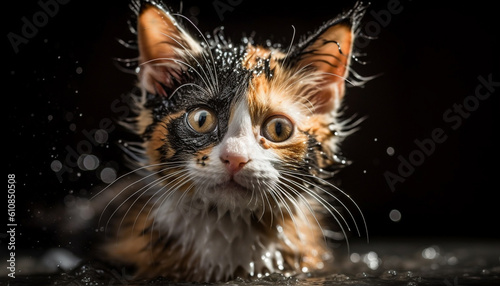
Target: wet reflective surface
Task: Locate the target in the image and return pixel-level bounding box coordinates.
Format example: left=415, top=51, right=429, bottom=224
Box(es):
left=3, top=239, right=499, bottom=285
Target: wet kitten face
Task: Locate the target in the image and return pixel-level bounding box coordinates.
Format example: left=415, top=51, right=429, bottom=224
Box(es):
left=135, top=2, right=358, bottom=214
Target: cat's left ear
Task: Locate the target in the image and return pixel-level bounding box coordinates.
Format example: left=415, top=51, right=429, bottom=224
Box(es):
left=137, top=2, right=202, bottom=96
left=292, top=5, right=365, bottom=113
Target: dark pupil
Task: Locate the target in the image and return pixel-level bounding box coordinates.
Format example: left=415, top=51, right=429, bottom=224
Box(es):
left=275, top=121, right=282, bottom=137
left=198, top=112, right=207, bottom=127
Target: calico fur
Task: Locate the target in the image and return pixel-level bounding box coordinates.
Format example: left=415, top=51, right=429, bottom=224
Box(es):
left=96, top=0, right=368, bottom=282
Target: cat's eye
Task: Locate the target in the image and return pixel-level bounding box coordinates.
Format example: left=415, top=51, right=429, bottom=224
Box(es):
left=187, top=108, right=217, bottom=134
left=262, top=115, right=294, bottom=143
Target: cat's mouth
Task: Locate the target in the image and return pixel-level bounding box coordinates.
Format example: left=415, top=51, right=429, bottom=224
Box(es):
left=206, top=177, right=256, bottom=200
left=217, top=179, right=250, bottom=193
left=193, top=177, right=260, bottom=212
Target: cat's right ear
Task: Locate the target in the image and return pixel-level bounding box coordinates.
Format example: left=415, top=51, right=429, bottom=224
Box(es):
left=137, top=3, right=202, bottom=96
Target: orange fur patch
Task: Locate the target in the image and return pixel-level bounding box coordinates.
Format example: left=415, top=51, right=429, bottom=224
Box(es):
left=146, top=111, right=184, bottom=165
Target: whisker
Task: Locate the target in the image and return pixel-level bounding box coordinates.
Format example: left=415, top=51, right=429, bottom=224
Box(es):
left=257, top=181, right=271, bottom=223
left=114, top=168, right=188, bottom=237
left=141, top=57, right=213, bottom=96
left=280, top=166, right=368, bottom=242
left=261, top=181, right=282, bottom=227
left=171, top=13, right=220, bottom=93
left=156, top=30, right=217, bottom=95
left=274, top=183, right=311, bottom=228
left=147, top=174, right=194, bottom=258
left=319, top=71, right=358, bottom=87
left=169, top=82, right=209, bottom=99
left=96, top=162, right=185, bottom=228
left=277, top=179, right=323, bottom=233
left=279, top=170, right=355, bottom=234
left=273, top=183, right=316, bottom=245
left=91, top=161, right=182, bottom=200
left=269, top=184, right=299, bottom=235
left=135, top=170, right=192, bottom=233
left=277, top=175, right=348, bottom=249
left=280, top=25, right=296, bottom=68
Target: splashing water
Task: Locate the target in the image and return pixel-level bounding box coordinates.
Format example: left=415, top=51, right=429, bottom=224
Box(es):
left=3, top=239, right=498, bottom=285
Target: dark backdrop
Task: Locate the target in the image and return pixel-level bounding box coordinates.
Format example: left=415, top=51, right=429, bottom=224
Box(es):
left=5, top=0, right=499, bottom=257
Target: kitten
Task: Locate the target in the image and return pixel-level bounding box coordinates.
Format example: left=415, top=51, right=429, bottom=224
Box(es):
left=96, top=0, right=368, bottom=282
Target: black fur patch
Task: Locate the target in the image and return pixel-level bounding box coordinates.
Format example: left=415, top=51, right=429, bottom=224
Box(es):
left=146, top=44, right=253, bottom=160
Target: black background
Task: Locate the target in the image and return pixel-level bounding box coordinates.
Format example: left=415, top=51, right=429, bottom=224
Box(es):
left=5, top=0, right=499, bottom=258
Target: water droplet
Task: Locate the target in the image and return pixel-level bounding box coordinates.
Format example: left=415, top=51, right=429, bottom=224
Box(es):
left=447, top=256, right=458, bottom=265
left=350, top=252, right=361, bottom=263
left=422, top=246, right=439, bottom=259
left=389, top=209, right=402, bottom=222
left=94, top=129, right=108, bottom=144
left=100, top=167, right=117, bottom=184
left=83, top=155, right=99, bottom=170
left=50, top=160, right=63, bottom=172
left=380, top=270, right=397, bottom=278
left=386, top=146, right=395, bottom=156
left=363, top=251, right=380, bottom=270
left=480, top=269, right=491, bottom=276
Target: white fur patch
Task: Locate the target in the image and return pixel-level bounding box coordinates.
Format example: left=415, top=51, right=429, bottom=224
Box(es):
left=152, top=188, right=294, bottom=281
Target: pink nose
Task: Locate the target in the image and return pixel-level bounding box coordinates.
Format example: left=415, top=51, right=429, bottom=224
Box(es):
left=220, top=153, right=249, bottom=175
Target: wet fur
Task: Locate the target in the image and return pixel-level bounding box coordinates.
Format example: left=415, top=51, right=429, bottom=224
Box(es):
left=95, top=0, right=368, bottom=282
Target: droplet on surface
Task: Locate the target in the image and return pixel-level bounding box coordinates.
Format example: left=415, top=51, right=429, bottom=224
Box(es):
left=350, top=252, right=361, bottom=263
left=422, top=246, right=439, bottom=259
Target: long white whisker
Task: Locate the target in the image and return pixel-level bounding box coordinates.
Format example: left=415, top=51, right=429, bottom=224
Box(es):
left=171, top=13, right=219, bottom=93
left=158, top=31, right=217, bottom=95
left=279, top=170, right=355, bottom=234
left=91, top=161, right=182, bottom=200
left=277, top=179, right=323, bottom=232
left=169, top=82, right=208, bottom=99
left=141, top=57, right=213, bottom=95
left=96, top=162, right=185, bottom=228
left=269, top=185, right=299, bottom=234
left=282, top=180, right=352, bottom=253
left=147, top=174, right=194, bottom=257
left=261, top=181, right=284, bottom=227
left=257, top=182, right=270, bottom=223
left=274, top=183, right=311, bottom=228
left=280, top=166, right=368, bottom=242
left=280, top=25, right=296, bottom=68
left=115, top=168, right=188, bottom=236
left=277, top=175, right=347, bottom=249
left=135, top=170, right=192, bottom=233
